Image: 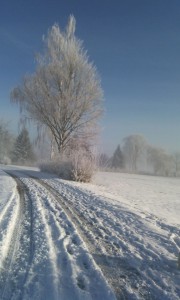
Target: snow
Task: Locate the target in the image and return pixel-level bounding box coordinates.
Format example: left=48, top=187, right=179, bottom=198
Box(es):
left=0, top=166, right=180, bottom=299
left=0, top=167, right=115, bottom=300
left=0, top=169, right=20, bottom=268
left=92, top=172, right=180, bottom=226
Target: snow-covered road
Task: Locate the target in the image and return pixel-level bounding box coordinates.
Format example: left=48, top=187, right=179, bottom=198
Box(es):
left=0, top=168, right=115, bottom=300
left=0, top=166, right=179, bottom=299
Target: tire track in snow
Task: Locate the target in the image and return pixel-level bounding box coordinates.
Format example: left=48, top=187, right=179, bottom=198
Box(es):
left=0, top=190, right=16, bottom=226
left=33, top=192, right=60, bottom=299
left=0, top=172, right=36, bottom=300
left=0, top=192, right=20, bottom=269
left=0, top=172, right=61, bottom=300
left=1, top=173, right=58, bottom=300
left=0, top=177, right=24, bottom=299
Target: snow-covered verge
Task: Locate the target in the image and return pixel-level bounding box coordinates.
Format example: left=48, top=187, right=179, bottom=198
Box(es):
left=0, top=169, right=20, bottom=270
left=1, top=166, right=180, bottom=299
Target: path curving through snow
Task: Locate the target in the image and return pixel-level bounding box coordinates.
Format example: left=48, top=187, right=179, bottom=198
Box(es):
left=0, top=168, right=115, bottom=300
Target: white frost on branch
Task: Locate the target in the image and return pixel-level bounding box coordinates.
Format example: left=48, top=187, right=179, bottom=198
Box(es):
left=11, top=15, right=103, bottom=155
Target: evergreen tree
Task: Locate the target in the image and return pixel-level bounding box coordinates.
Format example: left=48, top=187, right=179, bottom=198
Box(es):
left=11, top=128, right=35, bottom=164
left=111, top=145, right=124, bottom=169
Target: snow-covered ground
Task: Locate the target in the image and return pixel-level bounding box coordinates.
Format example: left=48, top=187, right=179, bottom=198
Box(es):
left=0, top=166, right=180, bottom=299
left=92, top=172, right=180, bottom=226
left=0, top=167, right=114, bottom=300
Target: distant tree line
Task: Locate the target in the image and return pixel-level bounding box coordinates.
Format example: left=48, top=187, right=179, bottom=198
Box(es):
left=98, top=134, right=180, bottom=177
left=1, top=123, right=180, bottom=177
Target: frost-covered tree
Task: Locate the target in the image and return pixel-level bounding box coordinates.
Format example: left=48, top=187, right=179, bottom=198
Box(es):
left=172, top=152, right=180, bottom=177
left=147, top=146, right=173, bottom=176
left=111, top=145, right=124, bottom=169
left=0, top=120, right=14, bottom=163
left=123, top=135, right=147, bottom=172
left=97, top=153, right=110, bottom=168
left=11, top=128, right=35, bottom=164
left=11, top=15, right=103, bottom=155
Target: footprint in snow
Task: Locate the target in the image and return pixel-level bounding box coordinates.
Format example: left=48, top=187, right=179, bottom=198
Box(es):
left=82, top=260, right=89, bottom=270
left=66, top=244, right=74, bottom=255
left=77, top=276, right=86, bottom=290
left=65, top=230, right=70, bottom=236
left=72, top=235, right=81, bottom=246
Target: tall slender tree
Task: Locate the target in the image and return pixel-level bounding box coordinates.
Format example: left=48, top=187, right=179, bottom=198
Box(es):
left=11, top=15, right=103, bottom=155
left=147, top=146, right=173, bottom=176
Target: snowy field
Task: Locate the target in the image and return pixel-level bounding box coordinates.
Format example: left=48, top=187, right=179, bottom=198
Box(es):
left=0, top=165, right=179, bottom=299
left=90, top=172, right=180, bottom=226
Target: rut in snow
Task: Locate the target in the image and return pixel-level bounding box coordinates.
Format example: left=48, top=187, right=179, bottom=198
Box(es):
left=0, top=173, right=34, bottom=300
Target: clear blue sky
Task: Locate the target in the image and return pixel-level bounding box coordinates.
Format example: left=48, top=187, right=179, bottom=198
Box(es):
left=0, top=0, right=180, bottom=155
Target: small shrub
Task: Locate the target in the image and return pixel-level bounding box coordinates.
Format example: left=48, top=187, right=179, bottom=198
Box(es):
left=71, top=150, right=95, bottom=182
left=39, top=149, right=95, bottom=182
